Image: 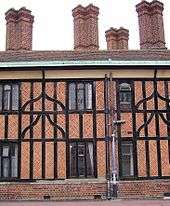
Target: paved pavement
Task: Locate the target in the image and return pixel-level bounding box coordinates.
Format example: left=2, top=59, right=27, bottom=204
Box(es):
left=0, top=200, right=170, bottom=206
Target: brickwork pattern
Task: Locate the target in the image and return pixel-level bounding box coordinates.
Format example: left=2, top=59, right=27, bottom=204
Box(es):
left=21, top=82, right=31, bottom=111
left=0, top=182, right=107, bottom=200
left=45, top=142, right=54, bottom=178
left=149, top=140, right=158, bottom=176
left=96, top=81, right=104, bottom=110
left=33, top=142, right=42, bottom=179
left=83, top=114, right=93, bottom=138
left=161, top=140, right=170, bottom=176
left=137, top=140, right=147, bottom=177
left=97, top=141, right=106, bottom=177
left=136, top=0, right=166, bottom=49
left=96, top=114, right=105, bottom=138
left=57, top=142, right=66, bottom=179
left=21, top=142, right=30, bottom=179
left=105, top=27, right=129, bottom=50
left=5, top=7, right=34, bottom=51
left=0, top=116, right=4, bottom=139
left=72, top=4, right=99, bottom=51
left=8, top=115, right=18, bottom=138
left=118, top=179, right=170, bottom=199
left=121, top=113, right=132, bottom=137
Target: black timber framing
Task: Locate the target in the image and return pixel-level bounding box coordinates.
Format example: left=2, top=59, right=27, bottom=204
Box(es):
left=0, top=74, right=169, bottom=181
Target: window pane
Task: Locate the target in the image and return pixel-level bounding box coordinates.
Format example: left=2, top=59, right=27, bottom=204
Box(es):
left=3, top=158, right=9, bottom=177
left=11, top=144, right=17, bottom=157
left=11, top=157, right=18, bottom=177
left=12, top=85, right=19, bottom=110
left=86, top=143, right=94, bottom=176
left=11, top=144, right=18, bottom=178
left=3, top=146, right=9, bottom=157
left=122, top=156, right=131, bottom=177
left=119, top=83, right=131, bottom=90
left=119, top=83, right=131, bottom=104
left=85, top=83, right=92, bottom=109
left=78, top=143, right=85, bottom=176
left=0, top=144, right=18, bottom=178
left=78, top=156, right=85, bottom=176
left=0, top=85, right=2, bottom=111
left=69, top=142, right=94, bottom=178
left=121, top=142, right=134, bottom=177
left=69, top=83, right=76, bottom=110
left=4, top=85, right=11, bottom=110
left=78, top=144, right=85, bottom=156
left=77, top=83, right=84, bottom=110
left=69, top=143, right=77, bottom=177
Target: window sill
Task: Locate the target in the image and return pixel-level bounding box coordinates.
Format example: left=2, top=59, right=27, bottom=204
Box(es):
left=120, top=103, right=131, bottom=111
left=0, top=177, right=106, bottom=185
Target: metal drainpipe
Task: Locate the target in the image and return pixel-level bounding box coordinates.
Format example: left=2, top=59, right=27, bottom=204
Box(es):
left=111, top=120, right=125, bottom=198
left=111, top=131, right=118, bottom=198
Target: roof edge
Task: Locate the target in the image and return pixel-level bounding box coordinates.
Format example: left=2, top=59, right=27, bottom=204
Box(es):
left=0, top=60, right=170, bottom=68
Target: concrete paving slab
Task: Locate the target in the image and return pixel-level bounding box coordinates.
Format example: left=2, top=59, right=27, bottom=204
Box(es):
left=0, top=200, right=170, bottom=206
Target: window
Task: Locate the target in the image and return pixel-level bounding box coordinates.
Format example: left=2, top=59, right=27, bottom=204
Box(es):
left=119, top=83, right=131, bottom=106
left=121, top=142, right=134, bottom=177
left=0, top=143, right=18, bottom=178
left=69, top=142, right=94, bottom=178
left=0, top=84, right=19, bottom=111
left=69, top=82, right=92, bottom=110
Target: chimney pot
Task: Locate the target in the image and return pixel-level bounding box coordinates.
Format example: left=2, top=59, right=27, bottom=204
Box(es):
left=105, top=27, right=129, bottom=50
left=72, top=5, right=86, bottom=18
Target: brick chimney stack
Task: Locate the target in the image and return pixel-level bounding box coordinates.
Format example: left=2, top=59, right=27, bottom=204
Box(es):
left=5, top=7, right=34, bottom=51
left=136, top=0, right=166, bottom=49
left=150, top=0, right=165, bottom=48
left=105, top=27, right=129, bottom=50
left=72, top=4, right=99, bottom=51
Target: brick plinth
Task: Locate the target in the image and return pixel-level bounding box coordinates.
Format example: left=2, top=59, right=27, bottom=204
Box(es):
left=1, top=179, right=170, bottom=200
left=118, top=179, right=170, bottom=199
left=0, top=181, right=107, bottom=200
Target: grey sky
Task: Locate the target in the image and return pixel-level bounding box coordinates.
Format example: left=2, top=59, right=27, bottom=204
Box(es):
left=0, top=0, right=169, bottom=51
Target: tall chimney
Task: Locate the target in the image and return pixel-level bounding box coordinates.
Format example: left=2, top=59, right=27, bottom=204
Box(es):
left=105, top=28, right=117, bottom=50
left=72, top=4, right=99, bottom=51
left=136, top=0, right=166, bottom=49
left=85, top=4, right=99, bottom=51
left=150, top=0, right=165, bottom=48
left=117, top=27, right=129, bottom=49
left=5, top=7, right=34, bottom=51
left=5, top=9, right=18, bottom=50
left=105, top=27, right=129, bottom=50
left=72, top=5, right=86, bottom=51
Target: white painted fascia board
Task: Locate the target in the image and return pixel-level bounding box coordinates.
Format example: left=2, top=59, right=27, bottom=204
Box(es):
left=0, top=60, right=170, bottom=67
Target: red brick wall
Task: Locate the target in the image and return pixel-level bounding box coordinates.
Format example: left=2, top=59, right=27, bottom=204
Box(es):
left=118, top=179, right=170, bottom=199
left=0, top=179, right=170, bottom=200
left=0, top=182, right=106, bottom=200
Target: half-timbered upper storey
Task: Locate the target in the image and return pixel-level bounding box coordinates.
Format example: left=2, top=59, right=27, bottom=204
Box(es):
left=0, top=0, right=170, bottom=201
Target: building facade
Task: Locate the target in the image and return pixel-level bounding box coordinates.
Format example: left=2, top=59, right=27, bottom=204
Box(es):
left=0, top=0, right=170, bottom=200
